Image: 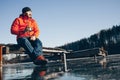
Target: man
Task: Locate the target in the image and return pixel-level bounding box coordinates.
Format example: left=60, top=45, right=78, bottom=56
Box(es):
left=11, top=7, right=47, bottom=65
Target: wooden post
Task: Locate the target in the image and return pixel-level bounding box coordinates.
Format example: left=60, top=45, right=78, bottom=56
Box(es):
left=0, top=46, right=3, bottom=67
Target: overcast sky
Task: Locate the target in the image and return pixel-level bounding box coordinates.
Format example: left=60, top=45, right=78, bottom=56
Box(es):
left=1, top=0, right=120, bottom=47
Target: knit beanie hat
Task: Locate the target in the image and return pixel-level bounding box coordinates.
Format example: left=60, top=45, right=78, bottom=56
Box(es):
left=22, top=7, right=32, bottom=13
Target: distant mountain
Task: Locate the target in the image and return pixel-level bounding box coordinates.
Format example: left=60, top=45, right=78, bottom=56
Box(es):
left=58, top=25, right=120, bottom=54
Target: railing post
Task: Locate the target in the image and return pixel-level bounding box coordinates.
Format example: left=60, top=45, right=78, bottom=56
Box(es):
left=63, top=52, right=67, bottom=72
left=0, top=46, right=3, bottom=67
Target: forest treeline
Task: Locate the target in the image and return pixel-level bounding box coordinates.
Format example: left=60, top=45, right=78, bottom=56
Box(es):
left=58, top=25, right=120, bottom=54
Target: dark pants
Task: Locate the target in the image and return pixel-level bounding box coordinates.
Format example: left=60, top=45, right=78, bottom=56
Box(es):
left=17, top=37, right=43, bottom=61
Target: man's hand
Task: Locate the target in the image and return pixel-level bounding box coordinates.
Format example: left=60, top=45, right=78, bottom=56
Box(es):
left=30, top=36, right=36, bottom=41
left=24, top=26, right=32, bottom=32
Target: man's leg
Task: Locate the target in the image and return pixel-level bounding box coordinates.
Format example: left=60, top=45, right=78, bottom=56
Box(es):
left=30, top=38, right=43, bottom=57
left=17, top=37, right=36, bottom=60
left=30, top=38, right=47, bottom=65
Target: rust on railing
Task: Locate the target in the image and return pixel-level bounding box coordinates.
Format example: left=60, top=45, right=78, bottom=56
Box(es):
left=0, top=46, right=3, bottom=67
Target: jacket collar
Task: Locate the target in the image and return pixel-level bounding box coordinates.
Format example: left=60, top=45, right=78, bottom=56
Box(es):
left=19, top=14, right=32, bottom=20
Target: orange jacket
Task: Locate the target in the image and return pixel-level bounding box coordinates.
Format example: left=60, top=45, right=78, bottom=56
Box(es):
left=11, top=15, right=40, bottom=38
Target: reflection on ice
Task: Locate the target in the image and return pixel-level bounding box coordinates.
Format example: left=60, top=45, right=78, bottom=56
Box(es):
left=0, top=67, right=2, bottom=80
left=2, top=62, right=65, bottom=80
left=3, top=63, right=33, bottom=80
left=98, top=57, right=107, bottom=69
left=2, top=54, right=120, bottom=80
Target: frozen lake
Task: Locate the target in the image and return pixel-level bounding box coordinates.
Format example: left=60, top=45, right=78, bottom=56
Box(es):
left=1, top=54, right=120, bottom=80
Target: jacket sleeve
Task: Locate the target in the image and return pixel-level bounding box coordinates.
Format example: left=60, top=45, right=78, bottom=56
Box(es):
left=11, top=18, right=20, bottom=35
left=33, top=20, right=40, bottom=38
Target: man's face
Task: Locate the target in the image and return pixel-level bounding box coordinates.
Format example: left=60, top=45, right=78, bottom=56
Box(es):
left=25, top=11, right=32, bottom=18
